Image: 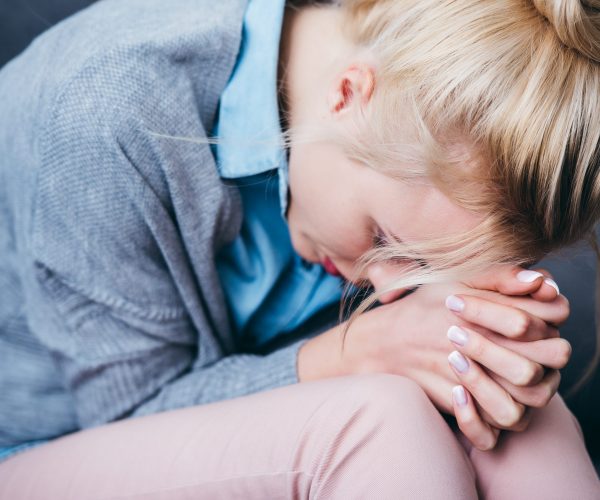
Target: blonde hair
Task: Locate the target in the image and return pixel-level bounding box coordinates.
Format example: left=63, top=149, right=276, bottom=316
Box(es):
left=329, top=0, right=600, bottom=395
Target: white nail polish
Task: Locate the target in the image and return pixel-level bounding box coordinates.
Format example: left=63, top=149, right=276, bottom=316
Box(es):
left=445, top=295, right=465, bottom=312
left=448, top=351, right=469, bottom=373
left=447, top=326, right=468, bottom=346
left=544, top=278, right=560, bottom=295
left=517, top=270, right=544, bottom=283
left=452, top=385, right=467, bottom=406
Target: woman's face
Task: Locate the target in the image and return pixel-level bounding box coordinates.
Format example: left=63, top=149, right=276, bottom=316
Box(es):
left=285, top=140, right=483, bottom=300
left=280, top=28, right=483, bottom=298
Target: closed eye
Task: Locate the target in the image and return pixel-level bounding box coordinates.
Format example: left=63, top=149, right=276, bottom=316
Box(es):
left=372, top=227, right=428, bottom=269
left=372, top=227, right=391, bottom=248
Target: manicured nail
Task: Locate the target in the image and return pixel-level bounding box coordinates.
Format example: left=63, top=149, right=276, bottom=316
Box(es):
left=544, top=278, right=560, bottom=295
left=517, top=270, right=544, bottom=283
left=447, top=326, right=468, bottom=346
left=448, top=351, right=469, bottom=373
left=452, top=385, right=468, bottom=407
left=445, top=295, right=465, bottom=312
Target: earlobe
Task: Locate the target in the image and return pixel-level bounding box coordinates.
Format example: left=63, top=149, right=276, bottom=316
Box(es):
left=328, top=64, right=376, bottom=115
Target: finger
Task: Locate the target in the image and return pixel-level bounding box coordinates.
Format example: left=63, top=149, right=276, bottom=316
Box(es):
left=458, top=290, right=570, bottom=327
left=411, top=369, right=456, bottom=415
left=447, top=325, right=545, bottom=386
left=464, top=265, right=546, bottom=296
left=528, top=268, right=560, bottom=302
left=448, top=351, right=526, bottom=429
left=446, top=294, right=554, bottom=341
left=452, top=385, right=500, bottom=451
left=486, top=367, right=562, bottom=409
left=475, top=330, right=572, bottom=369
left=476, top=400, right=533, bottom=432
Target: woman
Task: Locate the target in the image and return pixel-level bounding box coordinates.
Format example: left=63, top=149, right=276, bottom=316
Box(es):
left=0, top=0, right=598, bottom=497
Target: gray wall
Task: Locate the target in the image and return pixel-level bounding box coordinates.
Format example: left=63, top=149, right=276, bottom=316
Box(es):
left=0, top=0, right=96, bottom=67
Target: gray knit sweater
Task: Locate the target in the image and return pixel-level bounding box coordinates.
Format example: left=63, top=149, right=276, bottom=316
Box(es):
left=0, top=0, right=317, bottom=447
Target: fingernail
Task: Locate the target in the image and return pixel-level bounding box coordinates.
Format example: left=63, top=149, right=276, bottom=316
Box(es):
left=517, top=270, right=544, bottom=283
left=517, top=271, right=544, bottom=283
left=544, top=278, right=560, bottom=295
left=445, top=295, right=465, bottom=312
left=452, top=385, right=468, bottom=406
left=447, top=326, right=468, bottom=346
left=449, top=351, right=469, bottom=373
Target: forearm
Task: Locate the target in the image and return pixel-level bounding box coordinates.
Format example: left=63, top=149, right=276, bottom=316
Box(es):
left=297, top=319, right=377, bottom=382
left=129, top=339, right=308, bottom=419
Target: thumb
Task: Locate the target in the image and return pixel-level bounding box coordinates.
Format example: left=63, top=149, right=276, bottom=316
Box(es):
left=464, top=265, right=546, bottom=296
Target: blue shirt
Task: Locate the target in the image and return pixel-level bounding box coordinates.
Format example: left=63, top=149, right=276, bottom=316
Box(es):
left=213, top=0, right=345, bottom=349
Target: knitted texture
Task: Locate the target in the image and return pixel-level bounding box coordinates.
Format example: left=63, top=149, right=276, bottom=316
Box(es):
left=0, top=0, right=310, bottom=446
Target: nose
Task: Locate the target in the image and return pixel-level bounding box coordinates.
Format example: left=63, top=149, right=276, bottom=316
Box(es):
left=366, top=262, right=411, bottom=304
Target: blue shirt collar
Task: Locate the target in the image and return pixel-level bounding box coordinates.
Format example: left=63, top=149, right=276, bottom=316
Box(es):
left=212, top=0, right=290, bottom=218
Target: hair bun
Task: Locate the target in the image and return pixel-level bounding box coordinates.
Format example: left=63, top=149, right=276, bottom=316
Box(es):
left=531, top=0, right=600, bottom=62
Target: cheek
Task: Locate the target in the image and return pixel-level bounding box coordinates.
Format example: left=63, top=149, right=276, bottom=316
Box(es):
left=288, top=188, right=365, bottom=259
left=287, top=145, right=373, bottom=257
left=288, top=148, right=336, bottom=228
left=323, top=213, right=374, bottom=262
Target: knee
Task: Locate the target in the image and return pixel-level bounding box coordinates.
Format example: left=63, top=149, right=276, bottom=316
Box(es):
left=309, top=373, right=447, bottom=444
left=297, top=374, right=477, bottom=499
left=333, top=373, right=436, bottom=420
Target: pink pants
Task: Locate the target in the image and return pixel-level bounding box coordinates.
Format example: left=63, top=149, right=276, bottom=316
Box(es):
left=0, top=373, right=598, bottom=499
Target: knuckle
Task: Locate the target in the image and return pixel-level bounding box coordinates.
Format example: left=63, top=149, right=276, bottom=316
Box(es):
left=513, top=417, right=530, bottom=432
left=460, top=413, right=478, bottom=427
left=530, top=384, right=554, bottom=408
left=496, top=403, right=525, bottom=428
left=533, top=373, right=561, bottom=407
left=540, top=388, right=554, bottom=407
left=515, top=362, right=543, bottom=387
left=554, top=369, right=562, bottom=387
left=468, top=336, right=485, bottom=359
left=513, top=409, right=533, bottom=431
left=463, top=371, right=481, bottom=391
left=555, top=339, right=572, bottom=367
left=511, top=312, right=531, bottom=337
left=547, top=326, right=560, bottom=339
left=478, top=434, right=498, bottom=451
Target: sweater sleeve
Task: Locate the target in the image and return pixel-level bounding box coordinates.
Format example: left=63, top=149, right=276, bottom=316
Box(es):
left=26, top=42, right=315, bottom=429
left=31, top=264, right=309, bottom=426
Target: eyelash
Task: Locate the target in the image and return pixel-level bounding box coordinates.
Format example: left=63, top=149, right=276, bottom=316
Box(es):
left=371, top=228, right=428, bottom=269
left=372, top=227, right=389, bottom=247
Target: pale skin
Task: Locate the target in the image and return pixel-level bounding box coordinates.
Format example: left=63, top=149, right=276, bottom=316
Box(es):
left=278, top=4, right=572, bottom=451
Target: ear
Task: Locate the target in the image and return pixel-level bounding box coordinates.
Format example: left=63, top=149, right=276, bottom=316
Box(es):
left=328, top=63, right=376, bottom=115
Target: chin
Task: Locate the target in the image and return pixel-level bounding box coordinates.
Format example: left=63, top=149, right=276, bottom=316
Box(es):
left=288, top=228, right=317, bottom=264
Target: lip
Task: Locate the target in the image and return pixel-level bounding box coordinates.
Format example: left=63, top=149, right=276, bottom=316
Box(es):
left=322, top=256, right=341, bottom=277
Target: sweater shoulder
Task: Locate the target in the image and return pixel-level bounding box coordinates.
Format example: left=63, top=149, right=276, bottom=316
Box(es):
left=27, top=1, right=247, bottom=310
left=0, top=0, right=247, bottom=145
left=44, top=0, right=245, bottom=137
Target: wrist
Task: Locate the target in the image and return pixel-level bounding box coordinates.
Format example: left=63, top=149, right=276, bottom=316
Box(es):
left=297, top=326, right=341, bottom=382
left=297, top=316, right=385, bottom=382
left=297, top=323, right=356, bottom=382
